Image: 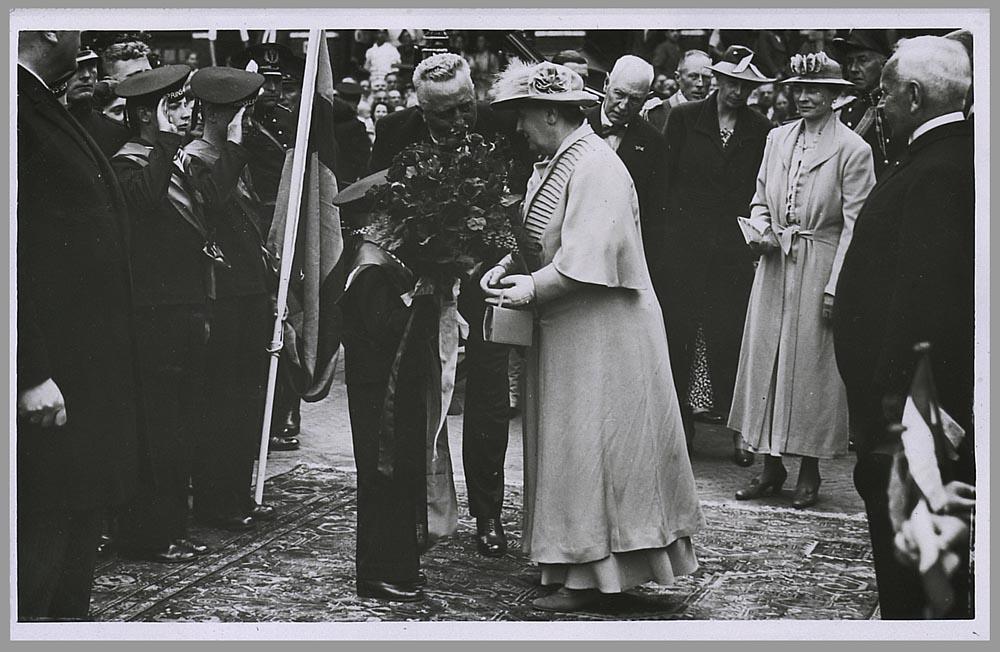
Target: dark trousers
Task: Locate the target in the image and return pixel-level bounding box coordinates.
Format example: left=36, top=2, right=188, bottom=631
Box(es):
left=458, top=282, right=510, bottom=518
left=193, top=294, right=269, bottom=519
left=347, top=381, right=421, bottom=583
left=854, top=452, right=928, bottom=619
left=119, top=304, right=209, bottom=549
left=17, top=508, right=102, bottom=621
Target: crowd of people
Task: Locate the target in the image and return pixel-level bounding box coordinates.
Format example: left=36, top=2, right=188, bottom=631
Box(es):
left=16, top=25, right=976, bottom=623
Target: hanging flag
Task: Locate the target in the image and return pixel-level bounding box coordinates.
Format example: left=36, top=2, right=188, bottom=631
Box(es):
left=265, top=31, right=345, bottom=402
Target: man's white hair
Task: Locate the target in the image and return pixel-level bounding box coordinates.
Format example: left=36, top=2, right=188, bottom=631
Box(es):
left=608, top=54, right=654, bottom=90
left=412, top=52, right=472, bottom=93
left=886, top=35, right=971, bottom=111
left=677, top=49, right=712, bottom=73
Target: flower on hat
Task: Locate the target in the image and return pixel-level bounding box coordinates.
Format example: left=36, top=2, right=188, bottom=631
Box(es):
left=529, top=63, right=575, bottom=95
left=790, top=52, right=833, bottom=76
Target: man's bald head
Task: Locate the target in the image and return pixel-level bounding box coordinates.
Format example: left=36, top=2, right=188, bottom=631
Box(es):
left=602, top=55, right=653, bottom=126
left=18, top=31, right=81, bottom=86
left=675, top=49, right=713, bottom=101
left=880, top=36, right=971, bottom=136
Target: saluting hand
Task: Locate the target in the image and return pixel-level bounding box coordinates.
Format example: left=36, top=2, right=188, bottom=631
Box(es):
left=156, top=96, right=178, bottom=135
left=227, top=106, right=247, bottom=145
left=17, top=378, right=68, bottom=428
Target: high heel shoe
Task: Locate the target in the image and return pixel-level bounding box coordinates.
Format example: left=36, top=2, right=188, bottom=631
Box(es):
left=791, top=480, right=822, bottom=508
left=735, top=467, right=788, bottom=500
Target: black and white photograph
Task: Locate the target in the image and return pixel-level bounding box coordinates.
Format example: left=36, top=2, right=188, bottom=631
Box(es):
left=8, top=5, right=989, bottom=640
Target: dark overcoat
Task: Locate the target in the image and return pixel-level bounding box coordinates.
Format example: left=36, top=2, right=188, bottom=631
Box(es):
left=834, top=119, right=974, bottom=477
left=658, top=92, right=773, bottom=410
left=16, top=65, right=140, bottom=513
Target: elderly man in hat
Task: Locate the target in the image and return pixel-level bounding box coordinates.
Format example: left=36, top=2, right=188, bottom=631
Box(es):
left=62, top=47, right=129, bottom=156
left=369, top=52, right=533, bottom=559
left=834, top=35, right=974, bottom=619
left=181, top=66, right=277, bottom=531
left=111, top=64, right=226, bottom=563
left=830, top=29, right=896, bottom=177
left=17, top=29, right=142, bottom=620
left=585, top=55, right=669, bottom=283
left=660, top=45, right=774, bottom=463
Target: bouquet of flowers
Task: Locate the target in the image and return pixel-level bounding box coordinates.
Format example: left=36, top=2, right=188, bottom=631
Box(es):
left=363, top=132, right=524, bottom=289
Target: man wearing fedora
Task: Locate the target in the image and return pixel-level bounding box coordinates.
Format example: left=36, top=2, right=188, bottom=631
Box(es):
left=660, top=45, right=774, bottom=463
left=830, top=29, right=896, bottom=177
left=585, top=55, right=669, bottom=284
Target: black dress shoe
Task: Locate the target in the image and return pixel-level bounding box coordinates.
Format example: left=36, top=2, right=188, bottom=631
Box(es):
left=250, top=503, right=276, bottom=521
left=476, top=517, right=508, bottom=557
left=174, top=538, right=212, bottom=556
left=268, top=435, right=300, bottom=451
left=356, top=579, right=424, bottom=602
left=735, top=468, right=788, bottom=500
left=122, top=543, right=197, bottom=564
left=96, top=534, right=114, bottom=558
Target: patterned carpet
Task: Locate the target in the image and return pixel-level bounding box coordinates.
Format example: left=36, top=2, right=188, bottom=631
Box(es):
left=90, top=465, right=878, bottom=622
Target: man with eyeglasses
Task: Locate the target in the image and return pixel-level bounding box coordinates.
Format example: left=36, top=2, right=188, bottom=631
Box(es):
left=585, top=55, right=669, bottom=284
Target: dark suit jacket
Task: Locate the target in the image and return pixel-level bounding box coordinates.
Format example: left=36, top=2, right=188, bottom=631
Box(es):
left=112, top=133, right=213, bottom=307
left=16, top=65, right=140, bottom=513
left=834, top=120, right=974, bottom=477
left=332, top=98, right=371, bottom=186
left=69, top=103, right=129, bottom=159
left=585, top=107, right=669, bottom=278
left=369, top=102, right=532, bottom=194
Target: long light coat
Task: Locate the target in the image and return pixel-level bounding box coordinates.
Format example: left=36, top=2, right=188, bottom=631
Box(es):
left=520, top=124, right=704, bottom=565
left=728, top=114, right=875, bottom=458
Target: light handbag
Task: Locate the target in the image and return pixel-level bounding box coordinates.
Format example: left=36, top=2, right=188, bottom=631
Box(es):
left=483, top=292, right=533, bottom=347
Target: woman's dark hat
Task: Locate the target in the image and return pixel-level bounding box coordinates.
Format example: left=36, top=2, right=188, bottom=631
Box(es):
left=189, top=67, right=265, bottom=107
left=115, top=64, right=192, bottom=101
left=708, top=45, right=776, bottom=83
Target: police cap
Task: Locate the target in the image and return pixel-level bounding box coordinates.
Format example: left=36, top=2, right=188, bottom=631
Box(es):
left=232, top=43, right=305, bottom=83
left=189, top=67, right=265, bottom=106
left=115, top=64, right=191, bottom=103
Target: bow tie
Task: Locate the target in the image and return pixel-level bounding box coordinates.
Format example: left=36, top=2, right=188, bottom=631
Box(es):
left=595, top=122, right=626, bottom=138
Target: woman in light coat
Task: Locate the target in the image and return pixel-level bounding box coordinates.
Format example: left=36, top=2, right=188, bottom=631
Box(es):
left=728, top=52, right=875, bottom=508
left=480, top=61, right=703, bottom=613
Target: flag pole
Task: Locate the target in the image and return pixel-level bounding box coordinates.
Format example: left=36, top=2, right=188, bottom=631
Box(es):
left=253, top=29, right=323, bottom=505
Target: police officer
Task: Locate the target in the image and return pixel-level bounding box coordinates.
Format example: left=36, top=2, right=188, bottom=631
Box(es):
left=830, top=29, right=896, bottom=177
left=182, top=67, right=276, bottom=530
left=111, top=64, right=218, bottom=562
left=232, top=43, right=306, bottom=452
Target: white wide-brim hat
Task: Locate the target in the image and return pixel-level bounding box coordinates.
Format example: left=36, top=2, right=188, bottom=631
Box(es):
left=490, top=60, right=601, bottom=108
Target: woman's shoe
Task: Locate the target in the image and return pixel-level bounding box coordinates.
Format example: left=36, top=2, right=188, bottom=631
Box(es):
left=791, top=480, right=822, bottom=508
left=735, top=468, right=788, bottom=500
left=732, top=433, right=754, bottom=467
left=532, top=587, right=602, bottom=612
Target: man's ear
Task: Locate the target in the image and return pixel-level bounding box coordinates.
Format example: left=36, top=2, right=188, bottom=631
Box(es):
left=545, top=106, right=559, bottom=125
left=907, top=80, right=922, bottom=115
left=603, top=77, right=611, bottom=94
left=40, top=32, right=59, bottom=45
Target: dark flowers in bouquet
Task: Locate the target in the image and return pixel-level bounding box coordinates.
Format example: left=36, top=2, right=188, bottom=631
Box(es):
left=363, top=132, right=524, bottom=290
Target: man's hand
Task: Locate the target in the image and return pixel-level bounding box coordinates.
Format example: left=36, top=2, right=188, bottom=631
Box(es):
left=17, top=378, right=67, bottom=428
left=822, top=293, right=835, bottom=322
left=156, top=96, right=178, bottom=134
left=483, top=274, right=535, bottom=308
left=938, top=481, right=976, bottom=517
left=227, top=106, right=247, bottom=145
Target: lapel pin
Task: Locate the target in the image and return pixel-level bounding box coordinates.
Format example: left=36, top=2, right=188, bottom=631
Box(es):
left=634, top=144, right=645, bottom=152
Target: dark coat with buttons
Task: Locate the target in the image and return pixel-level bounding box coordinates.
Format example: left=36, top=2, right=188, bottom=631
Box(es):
left=16, top=65, right=141, bottom=513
